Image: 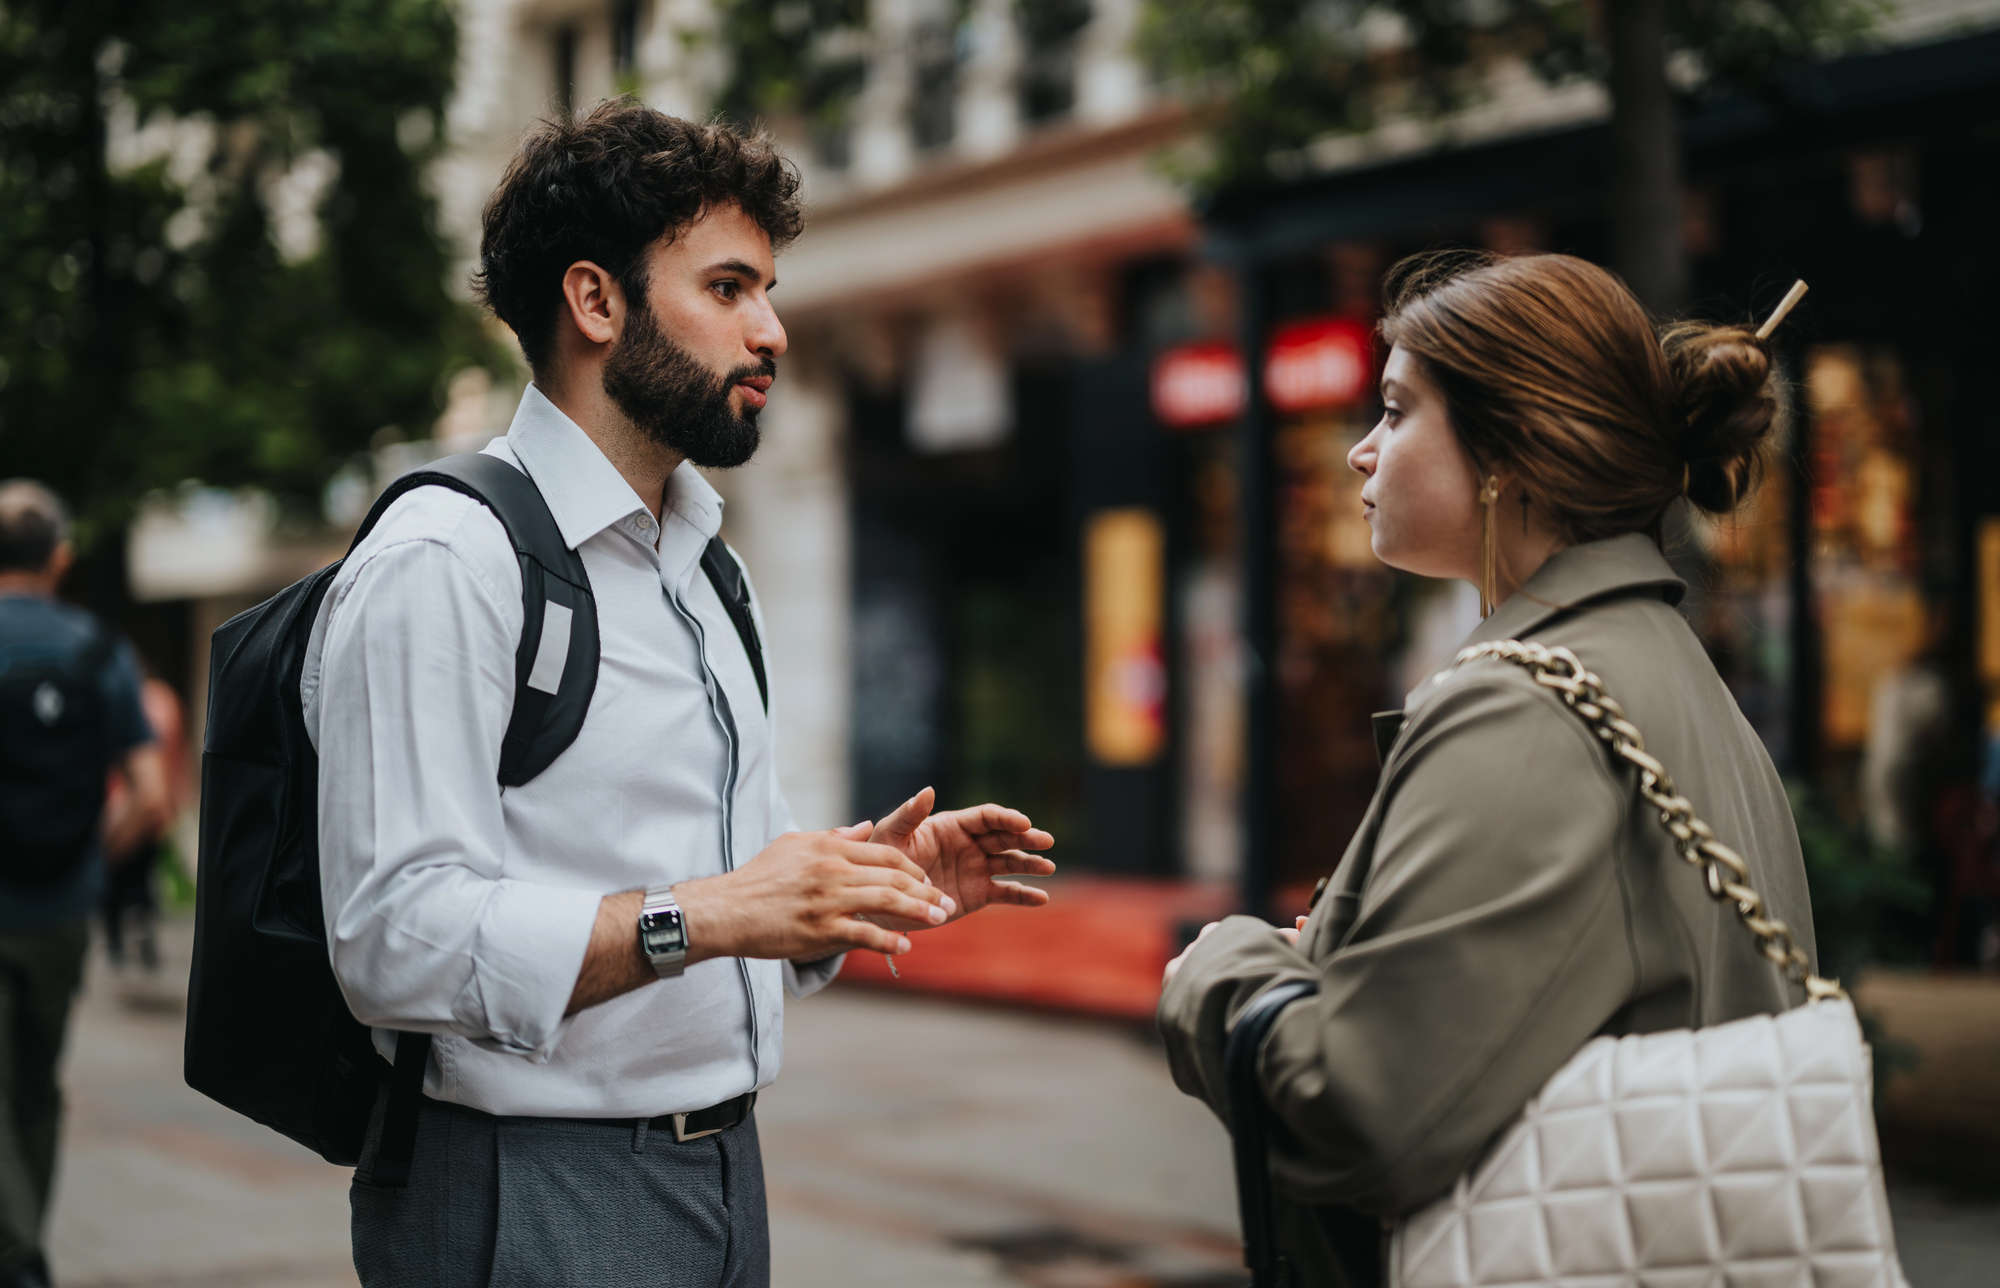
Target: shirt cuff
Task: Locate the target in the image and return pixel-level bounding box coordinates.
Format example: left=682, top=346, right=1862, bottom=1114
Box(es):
left=784, top=952, right=845, bottom=998
left=456, top=879, right=603, bottom=1060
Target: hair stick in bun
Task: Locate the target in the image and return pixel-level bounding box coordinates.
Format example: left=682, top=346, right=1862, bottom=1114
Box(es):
left=1756, top=280, right=1810, bottom=341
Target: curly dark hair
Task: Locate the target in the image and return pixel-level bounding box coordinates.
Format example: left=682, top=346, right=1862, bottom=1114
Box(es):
left=475, top=100, right=805, bottom=371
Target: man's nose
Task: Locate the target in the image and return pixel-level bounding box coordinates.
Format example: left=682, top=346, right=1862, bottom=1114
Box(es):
left=748, top=299, right=787, bottom=359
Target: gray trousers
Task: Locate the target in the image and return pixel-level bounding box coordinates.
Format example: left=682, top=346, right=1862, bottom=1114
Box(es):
left=352, top=1095, right=769, bottom=1288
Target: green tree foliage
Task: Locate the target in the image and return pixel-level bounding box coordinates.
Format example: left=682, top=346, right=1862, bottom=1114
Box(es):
left=714, top=0, right=871, bottom=158
left=1138, top=0, right=1882, bottom=192
left=0, top=0, right=501, bottom=541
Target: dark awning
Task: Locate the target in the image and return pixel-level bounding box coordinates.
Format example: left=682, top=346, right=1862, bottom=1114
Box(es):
left=1202, top=27, right=2000, bottom=264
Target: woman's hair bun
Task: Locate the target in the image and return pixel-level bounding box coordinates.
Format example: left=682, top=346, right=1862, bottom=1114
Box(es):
left=1659, top=321, right=1780, bottom=515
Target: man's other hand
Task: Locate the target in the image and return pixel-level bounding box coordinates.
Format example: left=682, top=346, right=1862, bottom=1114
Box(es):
left=862, top=787, right=1056, bottom=931
left=674, top=830, right=951, bottom=966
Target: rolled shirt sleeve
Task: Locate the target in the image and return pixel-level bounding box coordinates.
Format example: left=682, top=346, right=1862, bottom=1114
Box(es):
left=1157, top=665, right=1637, bottom=1216
left=767, top=736, right=844, bottom=999
left=783, top=952, right=844, bottom=998
left=313, top=505, right=601, bottom=1061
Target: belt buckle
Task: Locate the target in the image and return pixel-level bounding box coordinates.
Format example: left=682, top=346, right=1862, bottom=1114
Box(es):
left=670, top=1111, right=722, bottom=1142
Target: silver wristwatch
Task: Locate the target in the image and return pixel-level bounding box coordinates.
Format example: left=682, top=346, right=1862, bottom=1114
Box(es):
left=638, top=883, right=688, bottom=979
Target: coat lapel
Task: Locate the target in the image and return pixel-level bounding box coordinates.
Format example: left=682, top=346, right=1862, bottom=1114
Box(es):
left=1464, top=531, right=1686, bottom=650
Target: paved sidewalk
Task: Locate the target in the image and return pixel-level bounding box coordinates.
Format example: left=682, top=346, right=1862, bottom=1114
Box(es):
left=43, top=918, right=1240, bottom=1288
left=762, top=989, right=1241, bottom=1287
left=40, top=915, right=2000, bottom=1287
left=48, top=926, right=358, bottom=1288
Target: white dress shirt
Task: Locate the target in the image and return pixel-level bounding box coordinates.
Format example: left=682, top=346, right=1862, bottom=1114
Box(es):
left=303, top=384, right=840, bottom=1119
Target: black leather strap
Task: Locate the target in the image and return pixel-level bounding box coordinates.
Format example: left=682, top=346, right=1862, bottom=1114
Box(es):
left=700, top=538, right=767, bottom=713
left=1227, top=980, right=1319, bottom=1288
left=367, top=1030, right=433, bottom=1188
left=351, top=454, right=601, bottom=787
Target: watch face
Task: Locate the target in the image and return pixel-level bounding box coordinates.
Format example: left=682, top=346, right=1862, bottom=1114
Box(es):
left=641, top=908, right=685, bottom=953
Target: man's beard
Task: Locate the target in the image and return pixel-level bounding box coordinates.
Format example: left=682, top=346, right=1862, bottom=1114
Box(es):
left=601, top=297, right=770, bottom=469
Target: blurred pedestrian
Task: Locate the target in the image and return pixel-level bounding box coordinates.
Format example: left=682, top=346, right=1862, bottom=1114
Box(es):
left=0, top=480, right=167, bottom=1288
left=99, top=673, right=191, bottom=975
left=1159, top=253, right=1817, bottom=1284
left=308, top=102, right=1055, bottom=1287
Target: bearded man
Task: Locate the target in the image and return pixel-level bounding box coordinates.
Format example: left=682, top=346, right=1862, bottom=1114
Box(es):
left=304, top=102, right=1056, bottom=1287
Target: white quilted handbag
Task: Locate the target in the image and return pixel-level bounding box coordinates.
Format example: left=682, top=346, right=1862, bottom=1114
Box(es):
left=1389, top=642, right=1909, bottom=1288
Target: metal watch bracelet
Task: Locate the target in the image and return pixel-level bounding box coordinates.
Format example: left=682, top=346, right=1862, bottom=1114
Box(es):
left=638, top=882, right=688, bottom=979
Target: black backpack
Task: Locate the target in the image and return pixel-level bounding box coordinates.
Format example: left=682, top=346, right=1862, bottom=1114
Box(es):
left=186, top=452, right=767, bottom=1183
left=0, top=620, right=116, bottom=886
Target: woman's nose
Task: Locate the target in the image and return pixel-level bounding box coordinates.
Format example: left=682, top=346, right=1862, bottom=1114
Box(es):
left=1347, top=427, right=1380, bottom=476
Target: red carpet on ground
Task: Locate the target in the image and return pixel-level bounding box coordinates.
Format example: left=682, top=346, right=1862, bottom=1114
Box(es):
left=835, top=877, right=1240, bottom=1021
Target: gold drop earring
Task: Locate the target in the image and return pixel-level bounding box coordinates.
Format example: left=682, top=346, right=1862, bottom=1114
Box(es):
left=1478, top=475, right=1501, bottom=617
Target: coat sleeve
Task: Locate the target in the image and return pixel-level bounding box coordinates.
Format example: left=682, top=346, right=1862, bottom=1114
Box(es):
left=1156, top=665, right=1639, bottom=1216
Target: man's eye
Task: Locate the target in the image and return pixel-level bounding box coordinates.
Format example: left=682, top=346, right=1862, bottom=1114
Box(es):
left=713, top=280, right=739, bottom=301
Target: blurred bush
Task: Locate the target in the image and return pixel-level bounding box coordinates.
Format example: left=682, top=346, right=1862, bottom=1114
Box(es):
left=0, top=0, right=505, bottom=543
left=1789, top=776, right=1933, bottom=982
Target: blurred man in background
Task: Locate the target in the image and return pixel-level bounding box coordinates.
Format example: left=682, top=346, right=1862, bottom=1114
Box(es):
left=0, top=480, right=166, bottom=1288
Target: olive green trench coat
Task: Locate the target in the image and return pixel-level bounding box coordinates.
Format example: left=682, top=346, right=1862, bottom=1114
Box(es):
left=1157, top=533, right=1817, bottom=1286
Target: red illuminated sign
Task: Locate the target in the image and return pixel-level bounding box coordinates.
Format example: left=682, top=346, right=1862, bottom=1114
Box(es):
left=1263, top=317, right=1373, bottom=414
left=1150, top=341, right=1245, bottom=429
left=1151, top=319, right=1374, bottom=429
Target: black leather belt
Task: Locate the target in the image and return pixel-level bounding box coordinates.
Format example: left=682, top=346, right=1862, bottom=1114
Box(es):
left=438, top=1090, right=756, bottom=1145
left=652, top=1091, right=755, bottom=1142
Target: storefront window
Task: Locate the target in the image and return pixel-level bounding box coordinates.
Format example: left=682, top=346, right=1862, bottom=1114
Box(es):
left=1688, top=393, right=1795, bottom=763
left=1271, top=413, right=1402, bottom=896
left=1177, top=434, right=1243, bottom=883
left=1807, top=346, right=1935, bottom=814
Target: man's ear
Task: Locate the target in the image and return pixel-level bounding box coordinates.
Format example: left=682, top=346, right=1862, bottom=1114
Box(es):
left=559, top=261, right=624, bottom=348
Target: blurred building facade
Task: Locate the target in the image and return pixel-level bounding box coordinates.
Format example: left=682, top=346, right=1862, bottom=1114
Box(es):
left=120, top=1, right=2000, bottom=971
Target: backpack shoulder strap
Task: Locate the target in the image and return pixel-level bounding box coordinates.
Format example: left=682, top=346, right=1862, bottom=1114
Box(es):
left=700, top=537, right=768, bottom=714
left=345, top=455, right=593, bottom=1192
left=353, top=452, right=600, bottom=787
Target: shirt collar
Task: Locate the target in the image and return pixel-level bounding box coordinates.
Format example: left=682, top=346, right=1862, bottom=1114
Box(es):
left=1465, top=530, right=1686, bottom=646
left=501, top=384, right=723, bottom=551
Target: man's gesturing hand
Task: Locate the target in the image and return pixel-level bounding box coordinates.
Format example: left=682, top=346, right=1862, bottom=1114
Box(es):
left=864, top=787, right=1056, bottom=930
left=673, top=829, right=952, bottom=965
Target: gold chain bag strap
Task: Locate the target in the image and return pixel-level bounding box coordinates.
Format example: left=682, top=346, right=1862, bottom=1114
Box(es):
left=1389, top=640, right=1909, bottom=1288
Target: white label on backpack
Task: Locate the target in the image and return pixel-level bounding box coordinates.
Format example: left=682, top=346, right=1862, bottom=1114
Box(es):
left=526, top=602, right=573, bottom=695
left=33, top=681, right=63, bottom=726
